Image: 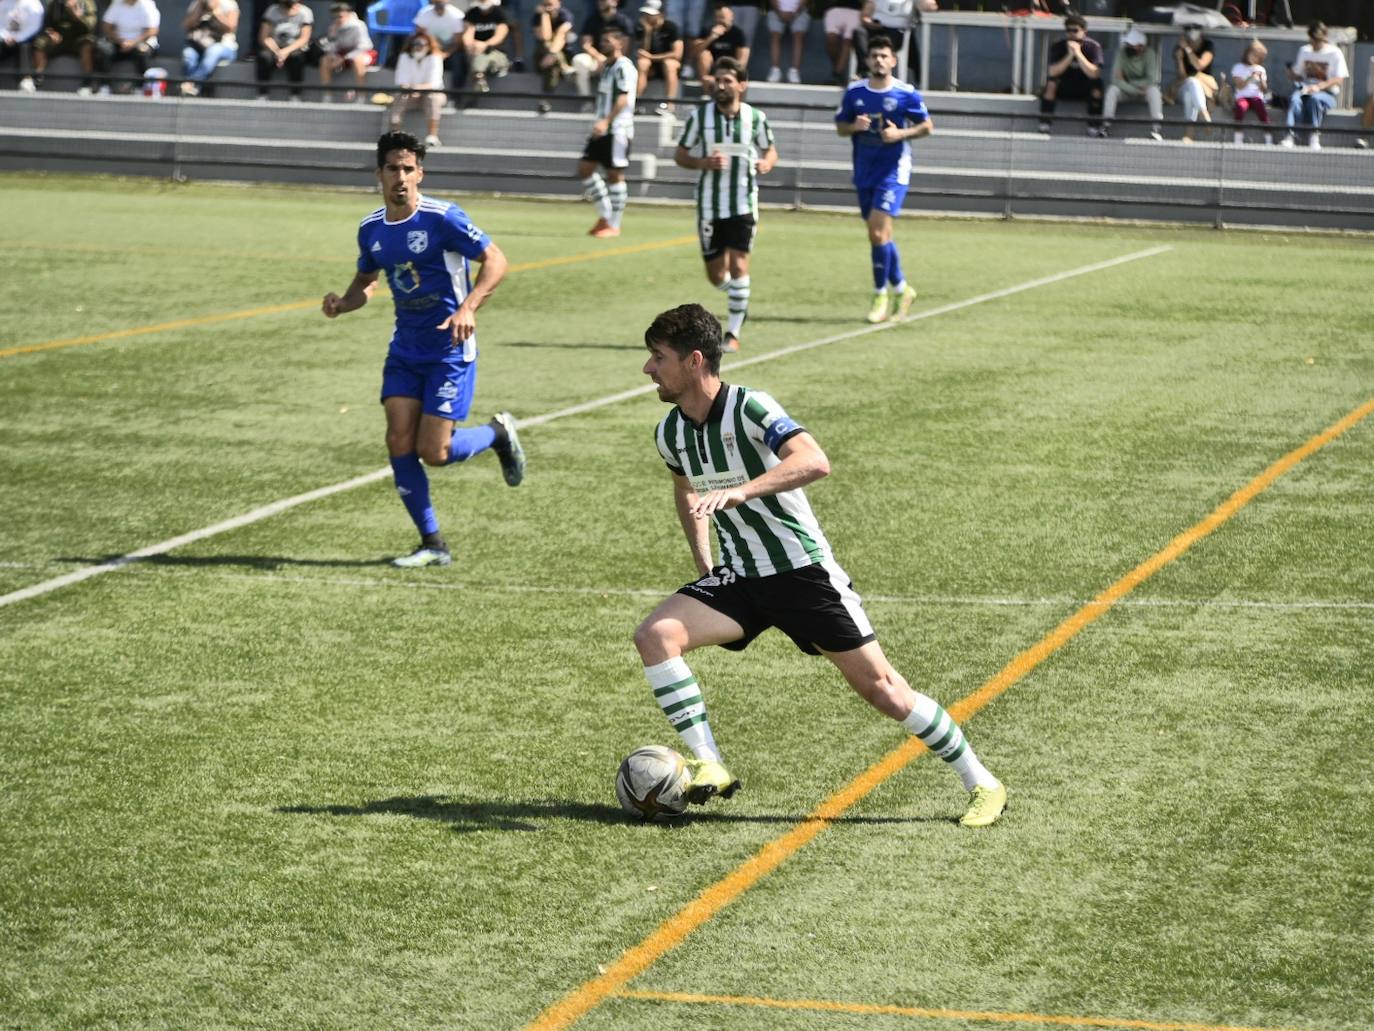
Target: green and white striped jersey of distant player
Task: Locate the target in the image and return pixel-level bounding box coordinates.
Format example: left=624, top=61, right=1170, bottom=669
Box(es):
left=655, top=383, right=833, bottom=578
left=595, top=55, right=638, bottom=137
left=677, top=101, right=775, bottom=221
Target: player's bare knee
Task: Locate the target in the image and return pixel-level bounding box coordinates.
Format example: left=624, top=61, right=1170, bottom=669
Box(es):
left=633, top=617, right=682, bottom=663
left=418, top=442, right=448, bottom=466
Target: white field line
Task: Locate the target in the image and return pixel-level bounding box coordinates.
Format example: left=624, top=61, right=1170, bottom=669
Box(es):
left=110, top=566, right=1374, bottom=611
left=0, top=247, right=1171, bottom=612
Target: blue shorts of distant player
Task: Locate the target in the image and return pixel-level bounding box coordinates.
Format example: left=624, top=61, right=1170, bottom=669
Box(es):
left=856, top=179, right=909, bottom=221
left=380, top=353, right=477, bottom=421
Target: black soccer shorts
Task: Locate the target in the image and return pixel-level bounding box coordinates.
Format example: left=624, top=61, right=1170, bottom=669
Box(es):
left=698, top=214, right=757, bottom=260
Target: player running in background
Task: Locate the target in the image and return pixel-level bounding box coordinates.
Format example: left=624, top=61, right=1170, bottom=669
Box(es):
left=578, top=26, right=637, bottom=239
left=633, top=303, right=1007, bottom=827
left=834, top=34, right=932, bottom=325
left=322, top=131, right=525, bottom=568
left=673, top=57, right=778, bottom=354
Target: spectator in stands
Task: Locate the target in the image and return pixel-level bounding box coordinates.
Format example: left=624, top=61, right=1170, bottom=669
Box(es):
left=854, top=0, right=936, bottom=86
left=317, top=2, right=373, bottom=101
left=1, top=0, right=44, bottom=91
left=823, top=0, right=863, bottom=85
left=1167, top=25, right=1216, bottom=142
left=688, top=4, right=747, bottom=93
left=503, top=0, right=527, bottom=71
left=764, top=0, right=807, bottom=84
left=571, top=0, right=633, bottom=96
left=728, top=0, right=759, bottom=62
left=635, top=0, right=681, bottom=109
left=1229, top=38, right=1270, bottom=145
left=532, top=0, right=573, bottom=102
left=463, top=0, right=509, bottom=93
left=1102, top=26, right=1161, bottom=141
left=667, top=0, right=703, bottom=51
left=1359, top=58, right=1373, bottom=149
left=415, top=0, right=467, bottom=94
left=1281, top=21, right=1346, bottom=151
left=94, top=0, right=160, bottom=92
left=180, top=0, right=239, bottom=97
left=1037, top=14, right=1103, bottom=137
left=256, top=0, right=312, bottom=99
left=390, top=28, right=446, bottom=146
left=30, top=0, right=97, bottom=94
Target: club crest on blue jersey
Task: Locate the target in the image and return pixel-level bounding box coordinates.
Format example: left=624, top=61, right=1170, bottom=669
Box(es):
left=883, top=96, right=898, bottom=112
left=391, top=261, right=422, bottom=294
left=407, top=230, right=429, bottom=254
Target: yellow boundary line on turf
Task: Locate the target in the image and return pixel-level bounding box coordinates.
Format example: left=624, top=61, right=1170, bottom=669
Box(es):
left=0, top=235, right=695, bottom=359
left=616, top=989, right=1304, bottom=1031
left=524, top=394, right=1374, bottom=1031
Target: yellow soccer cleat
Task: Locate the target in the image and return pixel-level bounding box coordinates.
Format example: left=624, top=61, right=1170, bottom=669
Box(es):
left=895, top=283, right=918, bottom=320
left=866, top=291, right=891, bottom=324
left=959, top=783, right=1007, bottom=828
left=684, top=758, right=741, bottom=805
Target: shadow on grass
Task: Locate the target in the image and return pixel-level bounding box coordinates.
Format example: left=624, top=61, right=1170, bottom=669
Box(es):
left=276, top=795, right=952, bottom=833
left=62, top=554, right=395, bottom=570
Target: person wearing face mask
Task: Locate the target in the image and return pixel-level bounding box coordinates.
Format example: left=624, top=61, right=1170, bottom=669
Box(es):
left=1037, top=14, right=1104, bottom=137
left=1102, top=27, right=1162, bottom=141
left=390, top=29, right=447, bottom=148
left=1169, top=24, right=1215, bottom=142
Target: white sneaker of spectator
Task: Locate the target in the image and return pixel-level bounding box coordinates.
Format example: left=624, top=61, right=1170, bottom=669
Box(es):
left=786, top=68, right=800, bottom=84
left=767, top=66, right=781, bottom=82
left=1308, top=133, right=1321, bottom=151
left=425, top=134, right=441, bottom=148
left=19, top=76, right=36, bottom=93
left=1279, top=134, right=1295, bottom=148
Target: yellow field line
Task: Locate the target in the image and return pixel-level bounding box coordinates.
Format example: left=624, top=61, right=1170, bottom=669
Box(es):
left=523, top=394, right=1374, bottom=1031
left=615, top=989, right=1304, bottom=1031
left=0, top=234, right=695, bottom=359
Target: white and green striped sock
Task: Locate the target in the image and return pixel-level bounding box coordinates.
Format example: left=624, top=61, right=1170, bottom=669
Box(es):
left=644, top=657, right=720, bottom=761
left=583, top=173, right=610, bottom=221
left=608, top=181, right=628, bottom=228
left=725, top=275, right=751, bottom=336
left=901, top=694, right=997, bottom=791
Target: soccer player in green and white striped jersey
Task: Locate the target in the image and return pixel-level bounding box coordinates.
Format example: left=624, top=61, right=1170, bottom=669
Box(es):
left=673, top=58, right=777, bottom=353
left=633, top=304, right=1008, bottom=827
left=577, top=26, right=637, bottom=238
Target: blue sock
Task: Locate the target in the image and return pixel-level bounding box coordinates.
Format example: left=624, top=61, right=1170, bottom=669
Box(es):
left=390, top=453, right=439, bottom=537
left=447, top=424, right=498, bottom=464
left=870, top=244, right=887, bottom=291
left=886, top=242, right=905, bottom=289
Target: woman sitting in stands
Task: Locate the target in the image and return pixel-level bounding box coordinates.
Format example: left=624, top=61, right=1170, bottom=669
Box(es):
left=389, top=29, right=447, bottom=150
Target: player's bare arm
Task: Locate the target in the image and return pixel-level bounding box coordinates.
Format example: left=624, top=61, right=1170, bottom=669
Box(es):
left=836, top=113, right=872, bottom=136
left=672, top=472, right=714, bottom=576
left=437, top=240, right=508, bottom=346
left=690, top=431, right=830, bottom=518
left=322, top=270, right=379, bottom=317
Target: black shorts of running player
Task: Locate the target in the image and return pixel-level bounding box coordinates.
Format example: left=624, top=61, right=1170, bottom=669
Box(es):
left=698, top=214, right=758, bottom=261
left=676, top=561, right=876, bottom=655
left=581, top=131, right=632, bottom=170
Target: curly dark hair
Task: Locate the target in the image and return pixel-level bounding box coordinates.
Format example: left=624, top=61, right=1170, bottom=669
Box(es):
left=376, top=130, right=425, bottom=168
left=644, top=304, right=725, bottom=375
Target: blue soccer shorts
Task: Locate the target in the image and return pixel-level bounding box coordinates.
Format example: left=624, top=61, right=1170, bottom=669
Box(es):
left=857, top=180, right=909, bottom=220
left=380, top=353, right=476, bottom=421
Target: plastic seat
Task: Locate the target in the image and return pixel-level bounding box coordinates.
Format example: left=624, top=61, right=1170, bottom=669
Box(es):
left=367, top=0, right=424, bottom=65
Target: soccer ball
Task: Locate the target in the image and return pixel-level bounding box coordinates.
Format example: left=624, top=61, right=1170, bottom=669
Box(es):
left=615, top=745, right=692, bottom=821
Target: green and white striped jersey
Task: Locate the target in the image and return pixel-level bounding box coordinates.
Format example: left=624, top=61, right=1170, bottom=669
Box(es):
left=655, top=383, right=832, bottom=578
left=677, top=101, right=775, bottom=221
left=596, top=56, right=638, bottom=137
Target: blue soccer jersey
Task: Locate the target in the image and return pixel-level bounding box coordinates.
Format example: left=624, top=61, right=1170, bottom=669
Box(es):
left=356, top=195, right=492, bottom=362
left=834, top=79, right=930, bottom=190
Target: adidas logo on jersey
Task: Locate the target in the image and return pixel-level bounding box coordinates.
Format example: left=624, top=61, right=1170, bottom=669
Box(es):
left=371, top=241, right=383, bottom=252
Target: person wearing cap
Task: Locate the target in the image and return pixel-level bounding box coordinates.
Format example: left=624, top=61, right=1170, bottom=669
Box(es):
left=1037, top=14, right=1103, bottom=136
left=1280, top=21, right=1346, bottom=150
left=317, top=1, right=374, bottom=102
left=636, top=0, right=682, bottom=110
left=1102, top=27, right=1161, bottom=141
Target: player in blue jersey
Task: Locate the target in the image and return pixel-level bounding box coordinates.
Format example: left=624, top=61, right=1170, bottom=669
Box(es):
left=322, top=131, right=526, bottom=568
left=834, top=34, right=933, bottom=325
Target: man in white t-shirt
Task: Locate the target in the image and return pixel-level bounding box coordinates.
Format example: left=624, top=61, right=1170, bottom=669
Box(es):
left=0, top=0, right=44, bottom=91
left=1281, top=20, right=1347, bottom=150
left=415, top=0, right=467, bottom=91
left=95, top=0, right=160, bottom=89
